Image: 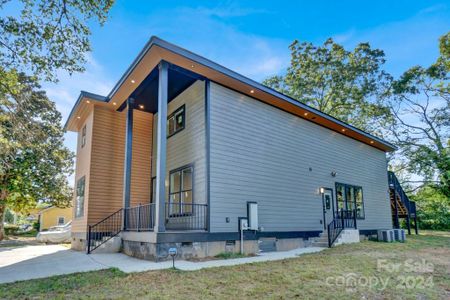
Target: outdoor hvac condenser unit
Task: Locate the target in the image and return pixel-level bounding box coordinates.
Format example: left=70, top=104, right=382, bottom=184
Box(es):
left=377, top=230, right=394, bottom=242
left=393, top=229, right=406, bottom=242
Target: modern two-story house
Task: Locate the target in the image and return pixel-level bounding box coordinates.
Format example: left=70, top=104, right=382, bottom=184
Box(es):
left=65, top=37, right=417, bottom=260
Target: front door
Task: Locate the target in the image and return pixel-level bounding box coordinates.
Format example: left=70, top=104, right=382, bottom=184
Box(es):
left=322, top=188, right=334, bottom=230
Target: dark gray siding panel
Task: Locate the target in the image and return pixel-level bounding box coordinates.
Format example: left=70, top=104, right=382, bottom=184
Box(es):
left=209, top=83, right=392, bottom=233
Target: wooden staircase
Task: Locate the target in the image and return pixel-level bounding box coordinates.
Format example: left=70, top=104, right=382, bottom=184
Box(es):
left=388, top=171, right=418, bottom=235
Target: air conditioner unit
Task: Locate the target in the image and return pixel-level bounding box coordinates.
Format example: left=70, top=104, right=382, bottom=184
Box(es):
left=393, top=229, right=406, bottom=242
left=377, top=230, right=394, bottom=242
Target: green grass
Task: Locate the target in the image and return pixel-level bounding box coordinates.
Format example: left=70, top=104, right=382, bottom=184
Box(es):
left=214, top=252, right=249, bottom=259
left=0, top=232, right=449, bottom=299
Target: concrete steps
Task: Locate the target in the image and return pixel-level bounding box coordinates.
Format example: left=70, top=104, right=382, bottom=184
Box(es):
left=311, top=229, right=360, bottom=248
left=90, top=236, right=121, bottom=253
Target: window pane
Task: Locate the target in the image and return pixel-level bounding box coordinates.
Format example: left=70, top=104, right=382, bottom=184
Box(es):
left=336, top=184, right=345, bottom=211
left=167, top=116, right=175, bottom=135
left=182, top=168, right=192, bottom=191
left=151, top=178, right=156, bottom=203
left=175, top=109, right=184, bottom=131
left=169, top=193, right=181, bottom=215
left=182, top=191, right=193, bottom=214
left=346, top=187, right=355, bottom=212
left=355, top=187, right=364, bottom=218
left=170, top=171, right=181, bottom=193
left=76, top=177, right=85, bottom=217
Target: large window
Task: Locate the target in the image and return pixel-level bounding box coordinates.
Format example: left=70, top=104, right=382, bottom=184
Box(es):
left=167, top=105, right=185, bottom=137
left=75, top=176, right=85, bottom=218
left=169, top=165, right=193, bottom=216
left=81, top=125, right=87, bottom=148
left=335, top=183, right=365, bottom=219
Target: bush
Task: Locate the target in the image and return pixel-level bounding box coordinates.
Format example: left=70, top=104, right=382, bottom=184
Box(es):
left=4, top=224, right=20, bottom=235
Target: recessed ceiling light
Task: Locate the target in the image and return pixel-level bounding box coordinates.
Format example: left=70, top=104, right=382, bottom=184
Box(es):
left=341, top=129, right=346, bottom=132
left=304, top=112, right=308, bottom=116
left=250, top=90, right=255, bottom=94
left=112, top=102, right=117, bottom=106
left=370, top=140, right=374, bottom=144
left=131, top=79, right=135, bottom=84
left=77, top=116, right=81, bottom=119
left=139, top=104, right=144, bottom=109
left=191, top=64, right=195, bottom=68
left=86, top=100, right=90, bottom=104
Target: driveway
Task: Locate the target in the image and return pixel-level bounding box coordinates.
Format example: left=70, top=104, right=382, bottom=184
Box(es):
left=0, top=244, right=325, bottom=284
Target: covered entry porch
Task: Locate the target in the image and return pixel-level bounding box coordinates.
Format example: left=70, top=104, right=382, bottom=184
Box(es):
left=87, top=60, right=210, bottom=253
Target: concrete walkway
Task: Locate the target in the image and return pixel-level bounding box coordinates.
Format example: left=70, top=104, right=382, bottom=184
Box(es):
left=0, top=245, right=325, bottom=284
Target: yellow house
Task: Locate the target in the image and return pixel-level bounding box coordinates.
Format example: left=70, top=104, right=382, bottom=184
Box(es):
left=38, top=206, right=72, bottom=231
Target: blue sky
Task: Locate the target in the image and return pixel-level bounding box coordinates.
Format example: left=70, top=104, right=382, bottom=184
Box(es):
left=39, top=0, right=450, bottom=153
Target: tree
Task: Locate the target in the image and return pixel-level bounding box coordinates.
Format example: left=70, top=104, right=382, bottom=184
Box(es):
left=0, top=0, right=114, bottom=83
left=263, top=38, right=393, bottom=134
left=388, top=32, right=449, bottom=198
left=0, top=74, right=73, bottom=240
left=0, top=0, right=114, bottom=239
left=410, top=185, right=450, bottom=230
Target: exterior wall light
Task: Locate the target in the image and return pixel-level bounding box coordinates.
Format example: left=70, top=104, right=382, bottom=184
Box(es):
left=331, top=171, right=337, bottom=177
left=320, top=187, right=325, bottom=194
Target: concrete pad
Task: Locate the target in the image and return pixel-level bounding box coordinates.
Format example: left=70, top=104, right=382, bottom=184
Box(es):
left=0, top=245, right=107, bottom=284
left=0, top=244, right=325, bottom=284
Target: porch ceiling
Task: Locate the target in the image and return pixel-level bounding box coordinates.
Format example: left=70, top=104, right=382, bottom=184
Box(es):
left=116, top=64, right=203, bottom=114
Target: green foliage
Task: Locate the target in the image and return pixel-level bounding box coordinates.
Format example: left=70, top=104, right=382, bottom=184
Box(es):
left=411, top=185, right=450, bottom=230
left=263, top=38, right=393, bottom=134
left=389, top=32, right=450, bottom=197
left=214, top=252, right=249, bottom=259
left=0, top=0, right=114, bottom=83
left=0, top=73, right=74, bottom=239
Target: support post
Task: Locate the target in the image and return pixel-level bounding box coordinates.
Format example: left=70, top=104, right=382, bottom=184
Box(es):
left=154, top=61, right=169, bottom=233
left=122, top=98, right=134, bottom=231
left=392, top=185, right=399, bottom=229
left=406, top=214, right=411, bottom=235
left=414, top=217, right=419, bottom=235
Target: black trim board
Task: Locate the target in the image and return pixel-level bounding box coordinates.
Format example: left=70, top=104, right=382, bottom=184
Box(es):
left=155, top=231, right=322, bottom=243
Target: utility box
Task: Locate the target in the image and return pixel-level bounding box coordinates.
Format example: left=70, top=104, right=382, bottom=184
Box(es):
left=247, top=202, right=258, bottom=231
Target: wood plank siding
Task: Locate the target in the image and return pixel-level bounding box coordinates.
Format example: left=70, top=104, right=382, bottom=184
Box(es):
left=71, top=105, right=153, bottom=232
left=209, top=82, right=392, bottom=233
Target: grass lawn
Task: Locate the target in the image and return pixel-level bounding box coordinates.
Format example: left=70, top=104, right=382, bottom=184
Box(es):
left=0, top=231, right=449, bottom=299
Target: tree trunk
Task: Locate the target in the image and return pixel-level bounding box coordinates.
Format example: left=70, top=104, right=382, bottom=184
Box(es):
left=0, top=202, right=5, bottom=241
left=0, top=189, right=7, bottom=241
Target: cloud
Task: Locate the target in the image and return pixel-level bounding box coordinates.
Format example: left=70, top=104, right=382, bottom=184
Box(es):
left=138, top=5, right=290, bottom=81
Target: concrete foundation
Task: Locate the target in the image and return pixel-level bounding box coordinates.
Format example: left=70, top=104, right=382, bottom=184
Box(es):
left=71, top=232, right=86, bottom=251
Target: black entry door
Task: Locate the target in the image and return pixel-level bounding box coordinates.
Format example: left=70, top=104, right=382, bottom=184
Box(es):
left=322, top=188, right=334, bottom=229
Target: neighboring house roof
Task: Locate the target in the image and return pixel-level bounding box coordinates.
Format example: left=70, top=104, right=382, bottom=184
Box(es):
left=38, top=206, right=71, bottom=215
left=65, top=36, right=396, bottom=152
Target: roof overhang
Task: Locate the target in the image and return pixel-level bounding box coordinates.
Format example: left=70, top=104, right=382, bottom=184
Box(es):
left=65, top=36, right=396, bottom=152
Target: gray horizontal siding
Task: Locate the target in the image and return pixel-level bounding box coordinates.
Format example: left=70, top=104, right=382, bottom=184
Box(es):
left=152, top=80, right=206, bottom=205
left=209, top=82, right=392, bottom=233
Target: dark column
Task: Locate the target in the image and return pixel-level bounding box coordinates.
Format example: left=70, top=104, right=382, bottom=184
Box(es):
left=154, top=61, right=168, bottom=233
left=406, top=214, right=411, bottom=235
left=393, top=185, right=399, bottom=229
left=204, top=79, right=211, bottom=232
left=123, top=97, right=134, bottom=209
left=414, top=217, right=419, bottom=235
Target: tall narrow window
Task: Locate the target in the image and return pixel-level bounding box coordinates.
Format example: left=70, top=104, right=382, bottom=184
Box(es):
left=355, top=187, right=365, bottom=219
left=75, top=176, right=85, bottom=218
left=167, top=105, right=185, bottom=137
left=169, top=165, right=193, bottom=216
left=336, top=184, right=345, bottom=213
left=81, top=125, right=87, bottom=148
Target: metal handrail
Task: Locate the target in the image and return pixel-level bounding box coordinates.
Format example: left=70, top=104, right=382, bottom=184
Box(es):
left=327, top=209, right=357, bottom=247
left=87, top=208, right=123, bottom=254
left=124, top=203, right=155, bottom=231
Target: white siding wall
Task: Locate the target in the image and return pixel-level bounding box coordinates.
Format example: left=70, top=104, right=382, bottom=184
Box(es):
left=152, top=80, right=206, bottom=205
left=209, top=82, right=392, bottom=233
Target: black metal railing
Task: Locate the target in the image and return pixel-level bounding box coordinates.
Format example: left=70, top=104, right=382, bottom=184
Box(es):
left=327, top=209, right=357, bottom=247
left=165, top=203, right=208, bottom=231
left=124, top=203, right=155, bottom=231
left=87, top=208, right=123, bottom=254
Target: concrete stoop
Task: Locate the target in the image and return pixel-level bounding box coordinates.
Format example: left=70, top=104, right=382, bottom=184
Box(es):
left=311, top=229, right=360, bottom=248
left=91, top=236, right=122, bottom=253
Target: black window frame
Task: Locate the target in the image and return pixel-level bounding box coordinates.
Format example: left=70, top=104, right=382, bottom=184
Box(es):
left=75, top=176, right=86, bottom=218
left=57, top=216, right=65, bottom=225
left=335, top=182, right=365, bottom=219
left=168, top=164, right=194, bottom=217
left=81, top=125, right=87, bottom=148
left=167, top=105, right=185, bottom=138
